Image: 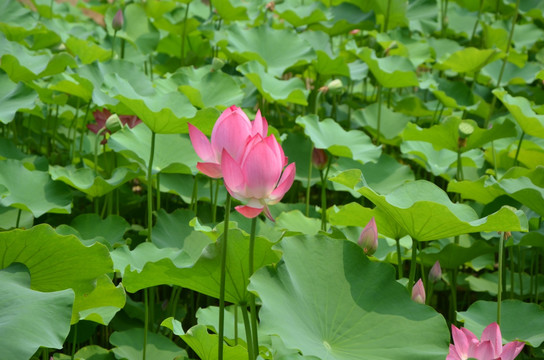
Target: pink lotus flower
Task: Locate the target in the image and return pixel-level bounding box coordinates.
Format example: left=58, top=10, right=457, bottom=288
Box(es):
left=188, top=105, right=267, bottom=178
left=88, top=109, right=142, bottom=144
left=411, top=279, right=426, bottom=304
left=447, top=322, right=524, bottom=360
left=221, top=133, right=295, bottom=220
left=358, top=217, right=378, bottom=255
left=429, top=260, right=442, bottom=283
left=312, top=148, right=328, bottom=170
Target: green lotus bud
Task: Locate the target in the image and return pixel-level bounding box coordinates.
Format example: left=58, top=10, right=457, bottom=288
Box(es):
left=327, top=79, right=344, bottom=95
left=211, top=57, right=225, bottom=71
left=106, top=114, right=123, bottom=133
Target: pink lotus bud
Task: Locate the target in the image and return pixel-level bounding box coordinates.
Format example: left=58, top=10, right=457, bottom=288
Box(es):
left=112, top=9, right=124, bottom=31
left=312, top=148, right=328, bottom=170
left=350, top=29, right=360, bottom=35
left=428, top=261, right=442, bottom=283
left=411, top=279, right=426, bottom=304
left=358, top=217, right=378, bottom=255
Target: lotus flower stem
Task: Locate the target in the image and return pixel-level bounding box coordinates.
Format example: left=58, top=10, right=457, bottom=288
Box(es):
left=240, top=302, right=255, bottom=360
left=449, top=268, right=458, bottom=324
left=485, top=0, right=520, bottom=128
left=181, top=3, right=190, bottom=65
left=147, top=130, right=156, bottom=242
left=510, top=247, right=515, bottom=299
left=376, top=84, right=382, bottom=145
left=513, top=131, right=525, bottom=166
left=407, top=238, right=418, bottom=290
left=470, top=0, right=484, bottom=41
left=319, top=158, right=332, bottom=231
left=497, top=231, right=506, bottom=325
left=78, top=101, right=92, bottom=164
left=190, top=175, right=198, bottom=214
left=218, top=193, right=232, bottom=360
left=248, top=217, right=259, bottom=359
left=519, top=245, right=524, bottom=298
left=395, top=238, right=403, bottom=279
left=156, top=173, right=161, bottom=210
left=305, top=144, right=313, bottom=217
left=143, top=288, right=149, bottom=360
left=111, top=30, right=117, bottom=58
left=529, top=252, right=535, bottom=302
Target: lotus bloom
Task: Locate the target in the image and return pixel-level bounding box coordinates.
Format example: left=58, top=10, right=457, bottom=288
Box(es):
left=358, top=217, right=378, bottom=255
left=188, top=106, right=267, bottom=179
left=312, top=148, right=328, bottom=170
left=447, top=323, right=524, bottom=360
left=112, top=9, right=124, bottom=31
left=221, top=133, right=295, bottom=220
left=411, top=279, right=426, bottom=304
left=88, top=109, right=142, bottom=144
left=429, top=260, right=442, bottom=283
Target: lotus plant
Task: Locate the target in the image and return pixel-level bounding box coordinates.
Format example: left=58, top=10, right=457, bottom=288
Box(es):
left=447, top=322, right=524, bottom=360
left=411, top=279, right=426, bottom=304
left=358, top=217, right=378, bottom=255
left=88, top=109, right=141, bottom=144
left=188, top=105, right=267, bottom=178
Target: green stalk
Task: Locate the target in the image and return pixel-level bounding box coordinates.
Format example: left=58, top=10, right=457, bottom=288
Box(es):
left=383, top=0, right=392, bottom=32
left=395, top=238, right=403, bottom=279
left=240, top=303, right=255, bottom=360
left=305, top=144, right=313, bottom=217
left=15, top=209, right=21, bottom=228
left=450, top=268, right=458, bottom=324
left=147, top=131, right=156, bottom=242
left=319, top=158, right=332, bottom=231
left=519, top=245, right=524, bottom=298
left=513, top=131, right=525, bottom=166
left=143, top=289, right=149, bottom=360
left=376, top=84, right=383, bottom=145
left=181, top=3, right=190, bottom=65
left=111, top=30, right=117, bottom=58
left=71, top=323, right=77, bottom=360
left=407, top=238, right=418, bottom=290
left=470, top=0, right=484, bottom=42
left=78, top=101, right=91, bottom=165
left=497, top=231, right=506, bottom=325
left=156, top=173, right=161, bottom=211
left=248, top=218, right=259, bottom=359
left=510, top=247, right=515, bottom=299
left=484, top=0, right=521, bottom=128
left=234, top=305, right=238, bottom=345
left=218, top=193, right=232, bottom=360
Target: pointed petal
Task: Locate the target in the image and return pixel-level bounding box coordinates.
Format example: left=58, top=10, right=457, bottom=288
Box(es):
left=263, top=205, right=275, bottom=222
left=452, top=325, right=470, bottom=357
left=269, top=162, right=296, bottom=203
left=196, top=162, right=222, bottom=178
left=211, top=108, right=252, bottom=161
left=446, top=345, right=462, bottom=360
left=500, top=341, right=525, bottom=360
left=242, top=139, right=282, bottom=199
left=481, top=322, right=502, bottom=357
left=235, top=205, right=263, bottom=218
left=473, top=340, right=495, bottom=360
left=252, top=110, right=268, bottom=137
left=221, top=150, right=245, bottom=195
left=188, top=123, right=215, bottom=162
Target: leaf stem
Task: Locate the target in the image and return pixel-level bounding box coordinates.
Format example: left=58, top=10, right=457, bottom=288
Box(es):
left=497, top=231, right=506, bottom=326
left=407, top=238, right=417, bottom=290
left=306, top=143, right=313, bottom=217
left=240, top=302, right=255, bottom=360
left=383, top=0, right=392, bottom=32
left=181, top=3, right=190, bottom=65
left=248, top=217, right=259, bottom=359
left=218, top=193, right=232, bottom=360
left=395, top=238, right=403, bottom=279
left=147, top=130, right=156, bottom=242
left=513, top=131, right=525, bottom=166
left=376, top=84, right=382, bottom=145
left=320, top=157, right=332, bottom=231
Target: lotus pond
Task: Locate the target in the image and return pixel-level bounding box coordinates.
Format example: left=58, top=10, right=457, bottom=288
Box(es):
left=0, top=0, right=543, bottom=359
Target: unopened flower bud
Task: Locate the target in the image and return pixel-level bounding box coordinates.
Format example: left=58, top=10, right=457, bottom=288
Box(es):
left=312, top=148, right=328, bottom=170
left=106, top=114, right=123, bottom=133
left=327, top=79, right=344, bottom=95
left=211, top=57, right=225, bottom=71
left=350, top=29, right=361, bottom=35
left=358, top=217, right=378, bottom=255
left=411, top=279, right=426, bottom=304
left=428, top=261, right=442, bottom=283
left=112, top=9, right=124, bottom=31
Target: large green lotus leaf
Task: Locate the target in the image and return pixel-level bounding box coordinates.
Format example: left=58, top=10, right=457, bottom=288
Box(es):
left=108, top=124, right=198, bottom=175
left=237, top=61, right=309, bottom=106
left=447, top=176, right=505, bottom=204
left=466, top=271, right=544, bottom=298
left=358, top=48, right=419, bottom=88
left=0, top=206, right=33, bottom=230
left=70, top=345, right=115, bottom=360
left=0, top=0, right=37, bottom=39
left=195, top=306, right=247, bottom=342
left=498, top=166, right=544, bottom=216
left=0, top=71, right=38, bottom=124
left=112, top=76, right=198, bottom=134
left=402, top=117, right=517, bottom=152
left=214, top=0, right=249, bottom=21
left=275, top=0, right=328, bottom=27
left=115, top=3, right=159, bottom=55
left=275, top=210, right=322, bottom=236
left=120, top=229, right=281, bottom=304
left=0, top=37, right=76, bottom=82
left=437, top=47, right=503, bottom=73
left=352, top=103, right=411, bottom=145
left=74, top=274, right=125, bottom=325
left=296, top=115, right=381, bottom=164
left=69, top=213, right=130, bottom=248
left=219, top=24, right=315, bottom=77
left=0, top=225, right=113, bottom=322
left=457, top=300, right=544, bottom=347
left=401, top=141, right=483, bottom=178
left=429, top=77, right=476, bottom=110
left=110, top=328, right=188, bottom=360
left=152, top=209, right=197, bottom=249
left=481, top=60, right=541, bottom=87
left=49, top=165, right=140, bottom=198
left=327, top=201, right=408, bottom=240
left=161, top=319, right=248, bottom=360
left=0, top=263, right=74, bottom=360
left=359, top=181, right=527, bottom=241
left=282, top=132, right=321, bottom=185
left=0, top=159, right=72, bottom=217
left=310, top=2, right=376, bottom=35
left=48, top=73, right=93, bottom=102
left=418, top=240, right=495, bottom=269
left=313, top=50, right=350, bottom=77
left=65, top=37, right=111, bottom=65
left=249, top=235, right=449, bottom=359
left=493, top=88, right=544, bottom=138
left=173, top=66, right=244, bottom=109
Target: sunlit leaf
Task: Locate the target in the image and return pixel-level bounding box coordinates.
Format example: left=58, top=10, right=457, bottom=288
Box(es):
left=493, top=88, right=544, bottom=138
left=359, top=48, right=419, bottom=88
